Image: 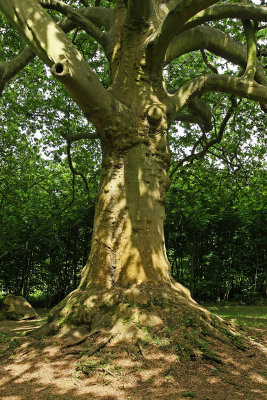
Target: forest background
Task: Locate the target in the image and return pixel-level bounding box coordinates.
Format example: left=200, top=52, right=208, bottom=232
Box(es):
left=0, top=0, right=266, bottom=308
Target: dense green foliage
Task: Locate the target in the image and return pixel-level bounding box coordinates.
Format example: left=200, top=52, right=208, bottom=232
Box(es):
left=166, top=159, right=267, bottom=303
left=166, top=99, right=267, bottom=302
left=0, top=1, right=266, bottom=305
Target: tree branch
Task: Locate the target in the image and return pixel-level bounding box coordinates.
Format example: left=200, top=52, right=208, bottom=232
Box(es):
left=146, top=0, right=218, bottom=76
left=242, top=20, right=257, bottom=80
left=174, top=113, right=203, bottom=125
left=84, top=6, right=114, bottom=29
left=173, top=108, right=212, bottom=132
left=38, top=3, right=114, bottom=30
left=76, top=6, right=114, bottom=30
left=0, top=0, right=116, bottom=131
left=0, top=48, right=35, bottom=95
left=0, top=4, right=110, bottom=96
left=201, top=49, right=218, bottom=74
left=188, top=98, right=213, bottom=132
left=170, top=97, right=237, bottom=177
left=38, top=0, right=107, bottom=49
left=168, top=74, right=267, bottom=119
left=184, top=3, right=267, bottom=31
left=165, top=26, right=266, bottom=86
left=65, top=140, right=89, bottom=192
left=61, top=131, right=99, bottom=142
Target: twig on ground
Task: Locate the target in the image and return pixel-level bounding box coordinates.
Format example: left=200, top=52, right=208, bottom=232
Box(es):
left=96, top=367, right=118, bottom=378
left=86, top=334, right=115, bottom=357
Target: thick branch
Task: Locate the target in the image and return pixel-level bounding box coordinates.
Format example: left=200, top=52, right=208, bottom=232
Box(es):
left=0, top=48, right=35, bottom=95
left=82, top=6, right=114, bottom=29
left=242, top=20, right=257, bottom=80
left=184, top=3, right=267, bottom=31
left=38, top=0, right=107, bottom=48
left=174, top=109, right=212, bottom=132
left=146, top=0, right=218, bottom=75
left=0, top=0, right=116, bottom=130
left=174, top=113, right=203, bottom=125
left=168, top=74, right=267, bottom=119
left=61, top=131, right=99, bottom=142
left=38, top=4, right=114, bottom=31
left=0, top=5, right=107, bottom=96
left=165, top=26, right=266, bottom=86
left=188, top=98, right=213, bottom=132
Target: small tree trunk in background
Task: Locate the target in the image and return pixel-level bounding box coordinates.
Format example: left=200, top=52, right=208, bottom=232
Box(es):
left=190, top=249, right=195, bottom=297
left=22, top=250, right=33, bottom=298
left=254, top=248, right=259, bottom=292
left=71, top=224, right=79, bottom=290
left=82, top=227, right=91, bottom=267
left=264, top=250, right=267, bottom=297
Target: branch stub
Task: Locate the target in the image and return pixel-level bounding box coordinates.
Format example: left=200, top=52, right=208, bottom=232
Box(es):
left=51, top=60, right=70, bottom=77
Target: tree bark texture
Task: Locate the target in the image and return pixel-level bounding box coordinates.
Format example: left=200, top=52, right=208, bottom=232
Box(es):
left=80, top=138, right=172, bottom=288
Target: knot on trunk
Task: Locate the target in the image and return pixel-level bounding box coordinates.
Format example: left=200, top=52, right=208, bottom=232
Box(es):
left=147, top=105, right=163, bottom=125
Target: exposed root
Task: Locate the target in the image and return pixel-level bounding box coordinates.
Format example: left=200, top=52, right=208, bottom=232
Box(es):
left=61, top=329, right=100, bottom=349
left=137, top=342, right=146, bottom=362
left=31, top=284, right=248, bottom=366
left=86, top=333, right=115, bottom=357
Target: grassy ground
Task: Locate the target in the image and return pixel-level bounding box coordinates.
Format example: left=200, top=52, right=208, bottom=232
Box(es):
left=206, top=304, right=267, bottom=330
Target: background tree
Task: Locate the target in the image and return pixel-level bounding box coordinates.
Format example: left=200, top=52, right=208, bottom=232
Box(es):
left=0, top=0, right=266, bottom=348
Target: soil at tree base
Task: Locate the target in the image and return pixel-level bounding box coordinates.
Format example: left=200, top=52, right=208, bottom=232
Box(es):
left=0, top=285, right=267, bottom=399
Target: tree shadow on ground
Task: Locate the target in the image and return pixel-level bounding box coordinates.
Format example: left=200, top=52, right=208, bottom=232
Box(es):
left=0, top=315, right=266, bottom=400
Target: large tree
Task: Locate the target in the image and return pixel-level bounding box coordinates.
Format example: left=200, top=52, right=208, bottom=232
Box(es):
left=0, top=0, right=266, bottom=347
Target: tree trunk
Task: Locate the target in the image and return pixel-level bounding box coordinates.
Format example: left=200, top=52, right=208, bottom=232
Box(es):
left=31, top=117, right=238, bottom=368
left=71, top=224, right=79, bottom=291
left=39, top=127, right=204, bottom=339
left=264, top=250, right=267, bottom=297
left=79, top=140, right=172, bottom=289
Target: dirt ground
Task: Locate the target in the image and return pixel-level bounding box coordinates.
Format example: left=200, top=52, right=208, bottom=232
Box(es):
left=0, top=314, right=266, bottom=400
